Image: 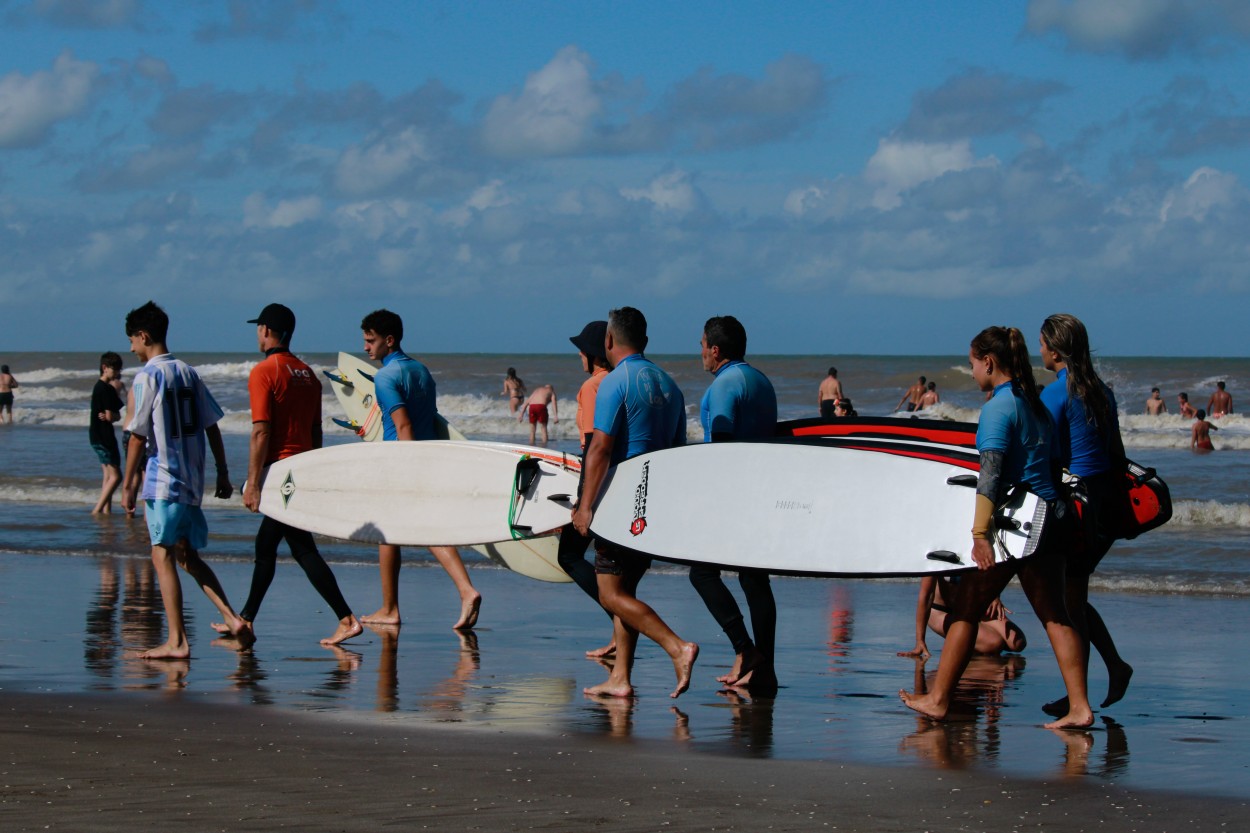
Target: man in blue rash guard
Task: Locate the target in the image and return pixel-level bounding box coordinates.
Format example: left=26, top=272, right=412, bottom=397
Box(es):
left=357, top=309, right=481, bottom=631
left=692, top=315, right=779, bottom=693
left=572, top=306, right=699, bottom=699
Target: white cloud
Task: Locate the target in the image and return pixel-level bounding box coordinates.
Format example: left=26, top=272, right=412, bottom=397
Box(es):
left=334, top=127, right=432, bottom=196
left=1026, top=0, right=1250, bottom=59
left=481, top=46, right=601, bottom=158
left=1159, top=166, right=1242, bottom=222
left=243, top=193, right=323, bottom=228
left=864, top=138, right=997, bottom=210
left=621, top=169, right=701, bottom=213
left=0, top=50, right=97, bottom=148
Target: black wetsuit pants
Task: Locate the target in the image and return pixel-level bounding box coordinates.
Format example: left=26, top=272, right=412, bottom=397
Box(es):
left=557, top=523, right=614, bottom=621
left=240, top=516, right=352, bottom=623
left=689, top=565, right=776, bottom=658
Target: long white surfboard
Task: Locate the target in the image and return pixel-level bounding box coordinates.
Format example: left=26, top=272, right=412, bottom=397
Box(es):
left=258, top=441, right=580, bottom=547
left=588, top=441, right=1045, bottom=577
left=323, top=352, right=574, bottom=583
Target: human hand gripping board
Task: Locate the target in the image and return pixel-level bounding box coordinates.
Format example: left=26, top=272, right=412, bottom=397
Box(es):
left=322, top=351, right=575, bottom=582
left=586, top=440, right=1046, bottom=577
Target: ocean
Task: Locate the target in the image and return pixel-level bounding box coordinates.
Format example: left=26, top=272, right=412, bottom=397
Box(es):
left=2, top=350, right=1247, bottom=595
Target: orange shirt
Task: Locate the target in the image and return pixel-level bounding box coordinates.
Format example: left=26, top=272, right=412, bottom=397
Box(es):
left=575, top=367, right=609, bottom=448
left=249, top=350, right=322, bottom=463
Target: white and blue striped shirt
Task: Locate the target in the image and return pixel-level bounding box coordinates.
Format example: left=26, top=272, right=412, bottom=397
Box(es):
left=126, top=354, right=224, bottom=505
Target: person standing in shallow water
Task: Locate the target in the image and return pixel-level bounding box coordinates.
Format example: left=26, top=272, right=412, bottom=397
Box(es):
left=0, top=364, right=18, bottom=424
left=900, top=325, right=1092, bottom=729
left=89, top=352, right=125, bottom=514
left=212, top=303, right=362, bottom=647
left=502, top=367, right=526, bottom=415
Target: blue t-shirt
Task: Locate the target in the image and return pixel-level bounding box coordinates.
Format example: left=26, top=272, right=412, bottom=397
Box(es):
left=700, top=360, right=777, bottom=442
left=1040, top=367, right=1118, bottom=478
left=593, top=353, right=686, bottom=463
left=976, top=381, right=1058, bottom=502
left=374, top=351, right=437, bottom=442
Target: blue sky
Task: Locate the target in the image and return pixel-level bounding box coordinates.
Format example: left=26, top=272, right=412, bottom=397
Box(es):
left=2, top=0, right=1248, bottom=356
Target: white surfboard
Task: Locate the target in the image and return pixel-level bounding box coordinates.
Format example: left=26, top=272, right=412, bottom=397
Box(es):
left=588, top=441, right=1046, bottom=577
left=323, top=352, right=574, bottom=583
left=258, top=441, right=580, bottom=547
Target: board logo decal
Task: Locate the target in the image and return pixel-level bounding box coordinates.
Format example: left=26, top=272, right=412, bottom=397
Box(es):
left=280, top=471, right=296, bottom=508
left=630, top=461, right=649, bottom=536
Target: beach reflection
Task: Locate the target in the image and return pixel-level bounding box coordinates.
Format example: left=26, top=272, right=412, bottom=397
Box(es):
left=365, top=623, right=400, bottom=712
left=83, top=556, right=166, bottom=684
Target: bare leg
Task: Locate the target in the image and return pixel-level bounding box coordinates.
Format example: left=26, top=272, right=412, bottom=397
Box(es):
left=584, top=612, right=637, bottom=697
left=430, top=545, right=481, bottom=629
left=93, top=464, right=121, bottom=515
left=361, top=544, right=402, bottom=625
left=138, top=543, right=191, bottom=659
left=1017, top=558, right=1093, bottom=730
left=594, top=572, right=699, bottom=698
left=321, top=613, right=364, bottom=646
left=175, top=543, right=254, bottom=649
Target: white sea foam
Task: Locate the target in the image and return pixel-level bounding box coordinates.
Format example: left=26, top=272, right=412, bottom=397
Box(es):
left=17, top=367, right=99, bottom=384
left=1169, top=500, right=1250, bottom=529
left=13, top=385, right=98, bottom=404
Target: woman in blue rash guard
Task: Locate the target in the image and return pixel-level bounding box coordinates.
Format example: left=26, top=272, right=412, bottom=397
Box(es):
left=900, top=325, right=1093, bottom=730
left=1039, top=313, right=1133, bottom=715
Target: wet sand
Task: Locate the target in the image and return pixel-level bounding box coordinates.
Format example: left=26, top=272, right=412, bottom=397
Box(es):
left=1, top=549, right=1248, bottom=828
left=2, top=690, right=1245, bottom=832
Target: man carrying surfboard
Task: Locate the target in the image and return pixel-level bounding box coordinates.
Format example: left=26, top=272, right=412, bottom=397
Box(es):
left=572, top=307, right=699, bottom=699
left=358, top=309, right=482, bottom=630
left=218, top=304, right=362, bottom=647
left=692, top=315, right=779, bottom=693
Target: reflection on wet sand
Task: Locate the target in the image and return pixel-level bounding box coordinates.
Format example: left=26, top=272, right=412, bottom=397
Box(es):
left=366, top=623, right=399, bottom=712
left=84, top=556, right=167, bottom=685
left=826, top=584, right=854, bottom=670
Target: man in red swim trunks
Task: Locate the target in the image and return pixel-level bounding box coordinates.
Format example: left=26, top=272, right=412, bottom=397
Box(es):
left=518, top=383, right=558, bottom=445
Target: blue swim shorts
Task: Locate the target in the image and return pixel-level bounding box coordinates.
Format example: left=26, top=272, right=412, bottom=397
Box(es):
left=91, top=441, right=120, bottom=468
left=144, top=500, right=209, bottom=549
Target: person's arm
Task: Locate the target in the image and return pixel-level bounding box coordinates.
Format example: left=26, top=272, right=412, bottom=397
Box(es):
left=206, top=423, right=232, bottom=499
left=549, top=389, right=558, bottom=423
left=121, top=432, right=146, bottom=514
left=898, top=576, right=936, bottom=658
left=571, top=429, right=614, bottom=535
left=242, top=421, right=270, bottom=512
left=390, top=404, right=414, bottom=441
left=971, top=449, right=1006, bottom=570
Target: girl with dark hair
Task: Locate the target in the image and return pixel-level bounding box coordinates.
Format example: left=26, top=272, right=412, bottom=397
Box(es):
left=900, top=326, right=1093, bottom=729
left=1039, top=313, right=1133, bottom=713
left=501, top=367, right=526, bottom=415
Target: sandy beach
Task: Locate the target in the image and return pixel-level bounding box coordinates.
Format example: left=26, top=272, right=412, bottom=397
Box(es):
left=1, top=548, right=1247, bottom=830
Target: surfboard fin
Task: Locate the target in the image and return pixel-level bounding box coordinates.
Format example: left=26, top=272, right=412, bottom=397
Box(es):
left=926, top=551, right=962, bottom=564
left=515, top=458, right=541, bottom=495
left=946, top=474, right=977, bottom=487
left=324, top=370, right=352, bottom=386
left=356, top=369, right=375, bottom=383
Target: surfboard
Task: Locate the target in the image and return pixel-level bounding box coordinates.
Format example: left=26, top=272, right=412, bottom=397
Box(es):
left=322, top=352, right=574, bottom=583
left=588, top=441, right=1046, bottom=577
left=257, top=441, right=580, bottom=547
left=778, top=417, right=1171, bottom=540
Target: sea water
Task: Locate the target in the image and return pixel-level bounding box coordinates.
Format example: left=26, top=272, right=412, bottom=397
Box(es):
left=1, top=351, right=1246, bottom=595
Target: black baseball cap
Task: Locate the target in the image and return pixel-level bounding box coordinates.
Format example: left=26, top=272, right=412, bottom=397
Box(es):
left=570, top=320, right=607, bottom=360
left=247, top=303, right=296, bottom=338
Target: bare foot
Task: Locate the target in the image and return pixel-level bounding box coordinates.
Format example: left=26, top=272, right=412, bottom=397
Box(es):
left=137, top=642, right=190, bottom=660
left=1042, top=696, right=1069, bottom=718
left=899, top=688, right=948, bottom=720
left=585, top=640, right=616, bottom=659
left=232, top=619, right=256, bottom=649
left=360, top=608, right=401, bottom=626
left=584, top=679, right=634, bottom=698
left=1044, top=705, right=1095, bottom=730
left=670, top=642, right=699, bottom=699
left=211, top=619, right=252, bottom=636
left=453, top=592, right=482, bottom=630
left=321, top=615, right=363, bottom=646
left=1102, top=662, right=1133, bottom=709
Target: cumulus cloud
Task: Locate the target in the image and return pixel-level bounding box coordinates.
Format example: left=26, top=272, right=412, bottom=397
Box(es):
left=333, top=126, right=436, bottom=196
left=243, top=192, right=323, bottom=228
left=1159, top=166, right=1243, bottom=221
left=481, top=46, right=603, bottom=158
left=0, top=50, right=98, bottom=148
left=864, top=139, right=998, bottom=210
left=900, top=68, right=1068, bottom=140
left=74, top=142, right=201, bottom=192
left=148, top=84, right=254, bottom=139
left=1025, top=0, right=1250, bottom=60
left=621, top=169, right=704, bottom=213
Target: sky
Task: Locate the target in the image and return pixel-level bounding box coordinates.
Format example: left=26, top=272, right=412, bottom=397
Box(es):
left=1, top=0, right=1249, bottom=356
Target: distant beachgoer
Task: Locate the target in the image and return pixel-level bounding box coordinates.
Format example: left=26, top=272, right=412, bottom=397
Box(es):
left=89, top=352, right=125, bottom=515
left=1177, top=392, right=1197, bottom=419
left=917, top=381, right=940, bottom=410
left=1207, top=382, right=1232, bottom=418
left=899, top=325, right=1091, bottom=729
left=557, top=320, right=615, bottom=658
left=502, top=368, right=526, bottom=415
left=1145, top=388, right=1167, bottom=415
left=834, top=398, right=858, bottom=418
left=1192, top=409, right=1217, bottom=452
left=898, top=575, right=1027, bottom=659
left=358, top=308, right=481, bottom=631
left=818, top=367, right=843, bottom=419
left=0, top=364, right=17, bottom=424
left=120, top=300, right=253, bottom=658
left=896, top=376, right=926, bottom=413
left=518, top=383, right=558, bottom=445
left=1039, top=314, right=1133, bottom=714
left=217, top=303, right=361, bottom=647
